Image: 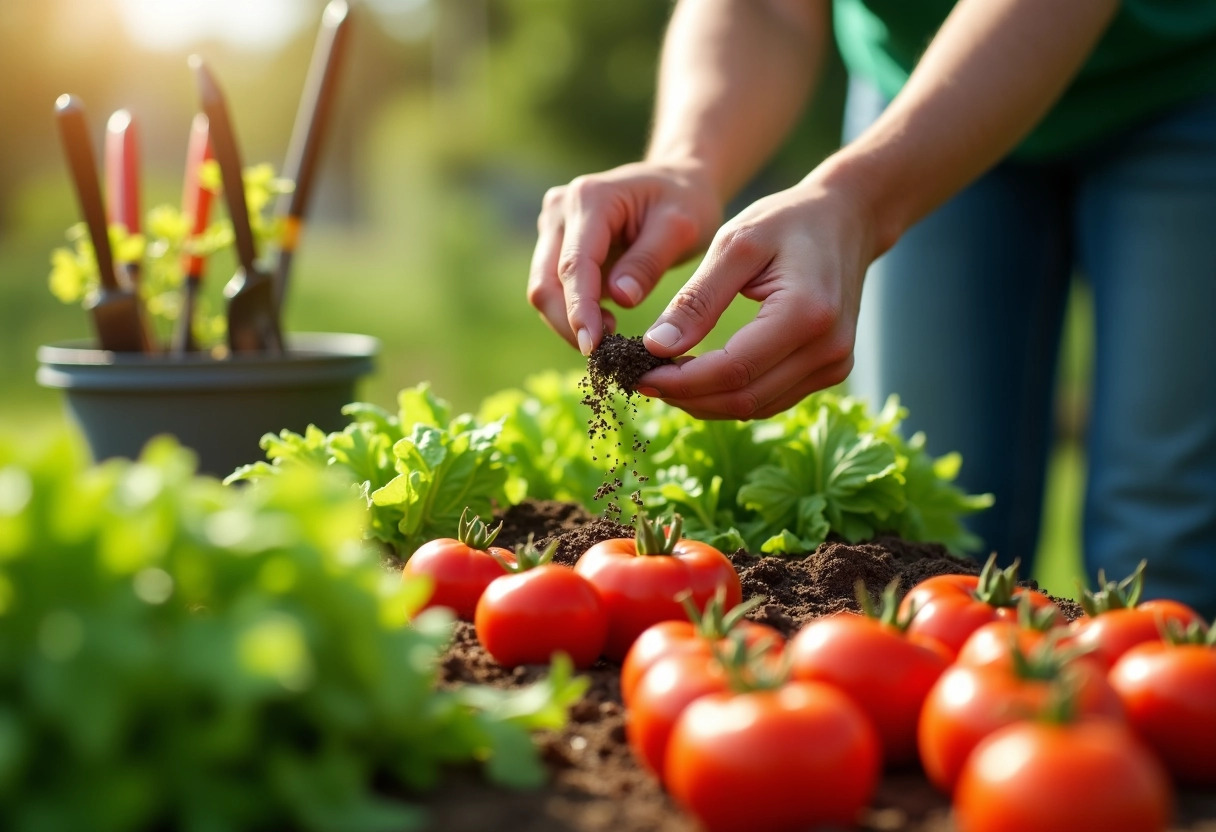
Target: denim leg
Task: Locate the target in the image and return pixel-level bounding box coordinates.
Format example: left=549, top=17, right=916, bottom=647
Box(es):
left=844, top=82, right=1073, bottom=569
left=849, top=168, right=1072, bottom=570
left=1075, top=96, right=1216, bottom=617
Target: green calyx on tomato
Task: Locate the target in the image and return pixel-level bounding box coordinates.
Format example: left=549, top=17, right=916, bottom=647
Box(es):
left=1007, top=631, right=1089, bottom=682
left=1015, top=591, right=1065, bottom=631
left=1161, top=616, right=1215, bottom=646
left=709, top=629, right=789, bottom=693
left=856, top=578, right=918, bottom=631
left=969, top=553, right=1028, bottom=608
left=490, top=533, right=559, bottom=574
left=678, top=585, right=766, bottom=640
left=1077, top=559, right=1150, bottom=616
left=455, top=506, right=504, bottom=550
left=634, top=510, right=685, bottom=555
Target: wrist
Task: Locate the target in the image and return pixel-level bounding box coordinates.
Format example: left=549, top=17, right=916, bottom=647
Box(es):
left=643, top=147, right=734, bottom=209
left=806, top=146, right=913, bottom=258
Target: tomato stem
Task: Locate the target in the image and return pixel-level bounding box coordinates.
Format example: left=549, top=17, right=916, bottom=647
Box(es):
left=1077, top=559, right=1148, bottom=616
left=493, top=533, right=558, bottom=573
left=1161, top=615, right=1215, bottom=646
left=677, top=586, right=766, bottom=638
left=709, top=629, right=788, bottom=693
left=633, top=510, right=683, bottom=556
left=856, top=578, right=918, bottom=630
left=1007, top=630, right=1091, bottom=681
left=971, top=553, right=1026, bottom=608
left=456, top=506, right=504, bottom=550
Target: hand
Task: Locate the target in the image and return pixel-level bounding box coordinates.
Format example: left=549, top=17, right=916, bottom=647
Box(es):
left=636, top=174, right=880, bottom=420
left=528, top=160, right=723, bottom=355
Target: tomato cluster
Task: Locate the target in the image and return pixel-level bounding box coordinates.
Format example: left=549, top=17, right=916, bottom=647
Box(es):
left=410, top=512, right=1214, bottom=832
left=403, top=510, right=741, bottom=671
left=619, top=554, right=1214, bottom=832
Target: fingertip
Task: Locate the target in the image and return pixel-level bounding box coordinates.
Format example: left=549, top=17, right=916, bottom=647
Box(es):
left=577, top=328, right=593, bottom=357
left=644, top=321, right=682, bottom=353
left=612, top=275, right=644, bottom=307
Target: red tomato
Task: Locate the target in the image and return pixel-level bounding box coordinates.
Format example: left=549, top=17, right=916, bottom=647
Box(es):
left=954, top=719, right=1172, bottom=832
left=626, top=651, right=731, bottom=777
left=900, top=563, right=1062, bottom=658
left=620, top=617, right=782, bottom=708
left=918, top=657, right=1124, bottom=793
left=574, top=525, right=740, bottom=661
left=954, top=620, right=1055, bottom=671
left=788, top=611, right=951, bottom=766
left=474, top=564, right=607, bottom=668
left=1068, top=600, right=1203, bottom=670
left=664, top=681, right=880, bottom=832
left=1109, top=639, right=1216, bottom=785
left=403, top=538, right=514, bottom=621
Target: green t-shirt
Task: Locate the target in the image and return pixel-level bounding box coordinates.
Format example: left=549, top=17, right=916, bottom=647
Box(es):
left=833, top=0, right=1216, bottom=159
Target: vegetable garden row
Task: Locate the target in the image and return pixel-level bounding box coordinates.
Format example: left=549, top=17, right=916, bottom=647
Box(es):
left=3, top=372, right=1215, bottom=831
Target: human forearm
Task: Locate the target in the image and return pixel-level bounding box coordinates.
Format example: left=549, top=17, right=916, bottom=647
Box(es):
left=646, top=0, right=828, bottom=205
left=816, top=0, right=1118, bottom=254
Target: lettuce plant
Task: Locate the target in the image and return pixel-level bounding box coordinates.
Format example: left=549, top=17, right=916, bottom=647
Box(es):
left=0, top=433, right=583, bottom=832
left=228, top=384, right=509, bottom=558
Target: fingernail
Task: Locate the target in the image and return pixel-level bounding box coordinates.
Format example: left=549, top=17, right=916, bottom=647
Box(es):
left=577, top=328, right=593, bottom=356
left=646, top=321, right=681, bottom=348
left=637, top=386, right=661, bottom=398
left=615, top=275, right=642, bottom=305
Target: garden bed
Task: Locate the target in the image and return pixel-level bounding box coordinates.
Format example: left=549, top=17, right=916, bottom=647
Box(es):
left=420, top=499, right=1216, bottom=832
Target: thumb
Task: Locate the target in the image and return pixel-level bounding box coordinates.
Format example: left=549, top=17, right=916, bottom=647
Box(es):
left=643, top=227, right=766, bottom=357
left=606, top=207, right=702, bottom=309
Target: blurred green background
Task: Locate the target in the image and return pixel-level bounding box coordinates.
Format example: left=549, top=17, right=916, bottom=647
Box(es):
left=0, top=0, right=1087, bottom=596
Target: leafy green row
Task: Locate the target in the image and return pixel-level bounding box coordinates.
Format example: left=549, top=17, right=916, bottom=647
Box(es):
left=229, top=384, right=510, bottom=558
left=485, top=372, right=993, bottom=555
left=0, top=434, right=583, bottom=832
left=234, top=372, right=991, bottom=559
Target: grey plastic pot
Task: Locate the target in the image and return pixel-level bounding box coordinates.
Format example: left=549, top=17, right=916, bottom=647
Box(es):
left=36, top=332, right=378, bottom=478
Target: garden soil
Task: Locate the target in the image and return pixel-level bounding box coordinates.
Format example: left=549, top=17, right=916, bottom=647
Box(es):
left=420, top=499, right=1216, bottom=832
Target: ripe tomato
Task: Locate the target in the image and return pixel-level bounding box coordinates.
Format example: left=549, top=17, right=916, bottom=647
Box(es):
left=664, top=681, right=880, bottom=832
left=402, top=511, right=514, bottom=620
left=900, top=557, right=1062, bottom=658
left=475, top=562, right=607, bottom=669
left=788, top=610, right=951, bottom=766
left=574, top=514, right=740, bottom=661
left=626, top=651, right=732, bottom=777
left=954, top=620, right=1055, bottom=671
left=918, top=655, right=1124, bottom=793
left=1068, top=599, right=1203, bottom=670
left=619, top=596, right=781, bottom=708
left=1109, top=637, right=1216, bottom=785
left=954, top=719, right=1172, bottom=832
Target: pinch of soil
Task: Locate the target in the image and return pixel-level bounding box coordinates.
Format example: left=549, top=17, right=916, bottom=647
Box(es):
left=580, top=334, right=671, bottom=515
left=586, top=333, right=671, bottom=394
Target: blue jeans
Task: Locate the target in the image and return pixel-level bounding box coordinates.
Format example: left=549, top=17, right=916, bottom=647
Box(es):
left=844, top=79, right=1216, bottom=617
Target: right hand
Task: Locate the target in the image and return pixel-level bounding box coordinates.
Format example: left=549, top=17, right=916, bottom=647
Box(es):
left=527, top=160, right=724, bottom=355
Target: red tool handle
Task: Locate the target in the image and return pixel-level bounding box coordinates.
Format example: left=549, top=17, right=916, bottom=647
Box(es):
left=105, top=109, right=141, bottom=236
left=181, top=113, right=215, bottom=280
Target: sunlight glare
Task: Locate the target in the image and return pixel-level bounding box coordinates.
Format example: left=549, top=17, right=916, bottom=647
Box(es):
left=114, top=0, right=310, bottom=52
